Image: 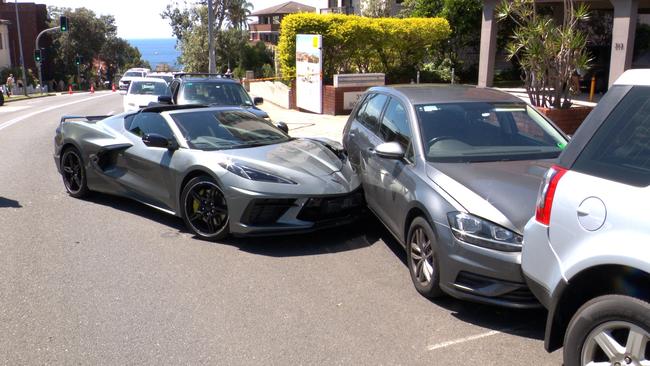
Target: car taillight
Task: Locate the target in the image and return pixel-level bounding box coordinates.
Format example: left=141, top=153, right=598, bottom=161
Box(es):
left=535, top=165, right=568, bottom=226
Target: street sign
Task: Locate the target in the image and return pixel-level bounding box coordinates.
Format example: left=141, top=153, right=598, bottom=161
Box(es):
left=60, top=16, right=68, bottom=32
left=34, top=49, right=42, bottom=62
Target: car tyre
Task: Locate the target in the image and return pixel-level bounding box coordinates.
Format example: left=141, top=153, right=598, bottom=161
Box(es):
left=181, top=175, right=230, bottom=241
left=406, top=217, right=443, bottom=298
left=60, top=147, right=90, bottom=198
left=564, top=294, right=650, bottom=366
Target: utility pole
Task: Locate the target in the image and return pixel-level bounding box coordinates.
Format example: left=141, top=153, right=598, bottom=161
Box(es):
left=207, top=0, right=216, bottom=73
left=14, top=0, right=28, bottom=96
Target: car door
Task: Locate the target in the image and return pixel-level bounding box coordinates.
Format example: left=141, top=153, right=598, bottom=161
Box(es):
left=345, top=93, right=389, bottom=216
left=549, top=86, right=650, bottom=270
left=367, top=97, right=417, bottom=236
left=118, top=112, right=179, bottom=210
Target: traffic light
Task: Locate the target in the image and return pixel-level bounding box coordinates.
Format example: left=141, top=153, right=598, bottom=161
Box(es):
left=74, top=55, right=82, bottom=66
left=60, top=16, right=68, bottom=32
left=34, top=49, right=42, bottom=63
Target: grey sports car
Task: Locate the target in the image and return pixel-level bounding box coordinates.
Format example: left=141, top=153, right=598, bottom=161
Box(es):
left=54, top=105, right=363, bottom=240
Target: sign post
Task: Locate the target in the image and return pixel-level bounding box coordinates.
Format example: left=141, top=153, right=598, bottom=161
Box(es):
left=295, top=34, right=323, bottom=114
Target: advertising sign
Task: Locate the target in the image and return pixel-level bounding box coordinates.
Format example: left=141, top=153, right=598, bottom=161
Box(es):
left=296, top=34, right=323, bottom=114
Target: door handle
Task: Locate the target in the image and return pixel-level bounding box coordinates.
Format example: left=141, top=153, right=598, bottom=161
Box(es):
left=349, top=131, right=356, bottom=137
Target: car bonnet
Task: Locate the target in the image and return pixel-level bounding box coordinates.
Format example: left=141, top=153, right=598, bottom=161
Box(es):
left=426, top=160, right=554, bottom=233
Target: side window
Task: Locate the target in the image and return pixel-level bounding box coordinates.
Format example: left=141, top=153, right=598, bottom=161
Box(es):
left=573, top=86, right=650, bottom=187
left=379, top=98, right=412, bottom=152
left=356, top=93, right=388, bottom=133
left=127, top=112, right=175, bottom=141
left=170, top=81, right=180, bottom=101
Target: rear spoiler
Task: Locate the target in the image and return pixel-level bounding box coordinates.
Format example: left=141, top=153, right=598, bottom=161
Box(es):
left=60, top=115, right=112, bottom=124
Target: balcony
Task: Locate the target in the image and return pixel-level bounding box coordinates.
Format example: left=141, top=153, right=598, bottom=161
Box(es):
left=249, top=23, right=280, bottom=32
left=319, top=6, right=354, bottom=14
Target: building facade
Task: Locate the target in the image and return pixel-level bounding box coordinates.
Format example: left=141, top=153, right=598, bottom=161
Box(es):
left=250, top=1, right=316, bottom=45
left=317, top=0, right=402, bottom=16
left=0, top=0, right=49, bottom=73
left=478, top=0, right=650, bottom=88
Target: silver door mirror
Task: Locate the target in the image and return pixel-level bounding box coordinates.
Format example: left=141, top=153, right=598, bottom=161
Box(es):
left=374, top=141, right=404, bottom=159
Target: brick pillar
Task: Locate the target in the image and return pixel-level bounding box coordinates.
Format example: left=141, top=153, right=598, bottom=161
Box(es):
left=478, top=0, right=499, bottom=88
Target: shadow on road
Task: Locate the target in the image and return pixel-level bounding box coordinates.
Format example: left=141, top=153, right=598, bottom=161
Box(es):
left=85, top=193, right=188, bottom=232
left=0, top=196, right=22, bottom=208
left=373, top=215, right=547, bottom=341
left=222, top=215, right=383, bottom=257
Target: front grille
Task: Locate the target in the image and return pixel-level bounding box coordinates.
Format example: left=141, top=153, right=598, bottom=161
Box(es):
left=297, top=190, right=364, bottom=222
left=241, top=199, right=295, bottom=225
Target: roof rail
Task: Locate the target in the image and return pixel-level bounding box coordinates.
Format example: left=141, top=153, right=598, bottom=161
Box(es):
left=173, top=72, right=234, bottom=79
left=139, top=103, right=208, bottom=114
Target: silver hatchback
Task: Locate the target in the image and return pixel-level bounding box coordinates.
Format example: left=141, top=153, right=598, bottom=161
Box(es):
left=342, top=85, right=568, bottom=308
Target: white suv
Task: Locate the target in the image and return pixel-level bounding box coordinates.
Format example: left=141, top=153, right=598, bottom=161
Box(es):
left=522, top=69, right=650, bottom=366
left=118, top=68, right=150, bottom=93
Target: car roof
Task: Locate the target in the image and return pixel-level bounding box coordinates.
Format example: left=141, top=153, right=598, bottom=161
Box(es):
left=367, top=84, right=523, bottom=104
left=128, top=77, right=167, bottom=83
left=613, top=69, right=650, bottom=86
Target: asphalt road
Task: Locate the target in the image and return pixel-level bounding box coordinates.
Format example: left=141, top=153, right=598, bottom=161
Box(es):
left=0, top=92, right=563, bottom=365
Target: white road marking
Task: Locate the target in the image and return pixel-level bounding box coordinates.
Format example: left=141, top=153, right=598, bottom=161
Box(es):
left=0, top=93, right=114, bottom=132
left=0, top=106, right=29, bottom=113
left=427, top=329, right=503, bottom=351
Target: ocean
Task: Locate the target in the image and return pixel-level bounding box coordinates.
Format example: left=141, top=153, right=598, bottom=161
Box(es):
left=127, top=38, right=182, bottom=70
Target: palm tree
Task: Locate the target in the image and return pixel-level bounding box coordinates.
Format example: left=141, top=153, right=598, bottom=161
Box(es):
left=228, top=0, right=253, bottom=30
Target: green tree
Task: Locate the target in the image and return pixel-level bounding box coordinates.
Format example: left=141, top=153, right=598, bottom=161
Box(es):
left=46, top=6, right=148, bottom=85
left=228, top=0, right=253, bottom=29
left=361, top=0, right=391, bottom=18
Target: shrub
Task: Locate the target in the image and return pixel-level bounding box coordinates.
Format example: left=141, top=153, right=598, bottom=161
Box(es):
left=277, top=13, right=451, bottom=84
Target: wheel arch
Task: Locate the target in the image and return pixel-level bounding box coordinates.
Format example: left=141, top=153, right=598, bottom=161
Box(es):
left=177, top=168, right=221, bottom=211
left=546, top=264, right=650, bottom=351
left=403, top=202, right=436, bottom=245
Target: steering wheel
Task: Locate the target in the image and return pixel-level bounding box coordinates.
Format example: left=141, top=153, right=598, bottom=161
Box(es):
left=427, top=136, right=456, bottom=147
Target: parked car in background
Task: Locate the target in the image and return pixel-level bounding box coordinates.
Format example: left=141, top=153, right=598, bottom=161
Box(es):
left=522, top=69, right=650, bottom=366
left=118, top=68, right=150, bottom=92
left=122, top=77, right=171, bottom=112
left=169, top=73, right=270, bottom=119
left=146, top=72, right=173, bottom=85
left=54, top=105, right=362, bottom=241
left=342, top=85, right=568, bottom=308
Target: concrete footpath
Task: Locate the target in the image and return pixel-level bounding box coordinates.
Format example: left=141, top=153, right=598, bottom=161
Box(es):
left=257, top=100, right=349, bottom=143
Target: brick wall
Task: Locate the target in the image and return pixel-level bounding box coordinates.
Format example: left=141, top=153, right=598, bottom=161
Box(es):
left=0, top=2, right=49, bottom=76
left=537, top=106, right=593, bottom=135
left=323, top=85, right=369, bottom=115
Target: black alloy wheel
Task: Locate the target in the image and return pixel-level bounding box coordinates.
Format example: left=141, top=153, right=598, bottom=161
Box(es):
left=181, top=176, right=229, bottom=241
left=406, top=217, right=443, bottom=298
left=61, top=147, right=89, bottom=198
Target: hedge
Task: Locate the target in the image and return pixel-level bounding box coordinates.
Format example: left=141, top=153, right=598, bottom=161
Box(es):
left=276, top=14, right=451, bottom=84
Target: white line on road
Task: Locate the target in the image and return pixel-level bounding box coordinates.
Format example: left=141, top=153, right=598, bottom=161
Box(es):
left=0, top=93, right=114, bottom=132
left=427, top=329, right=503, bottom=351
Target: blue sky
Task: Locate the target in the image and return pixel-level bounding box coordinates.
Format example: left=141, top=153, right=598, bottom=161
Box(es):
left=18, top=0, right=324, bottom=39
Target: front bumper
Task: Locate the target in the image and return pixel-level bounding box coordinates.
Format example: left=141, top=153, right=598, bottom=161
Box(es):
left=225, top=186, right=365, bottom=237
left=433, top=221, right=541, bottom=309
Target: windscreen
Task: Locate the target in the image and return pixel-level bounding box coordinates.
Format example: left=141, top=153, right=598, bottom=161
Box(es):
left=417, top=102, right=567, bottom=163
left=129, top=81, right=170, bottom=96
left=171, top=110, right=290, bottom=150
left=124, top=71, right=144, bottom=77
left=178, top=82, right=253, bottom=106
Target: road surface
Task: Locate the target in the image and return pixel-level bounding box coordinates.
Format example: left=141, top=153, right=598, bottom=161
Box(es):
left=0, top=92, right=562, bottom=365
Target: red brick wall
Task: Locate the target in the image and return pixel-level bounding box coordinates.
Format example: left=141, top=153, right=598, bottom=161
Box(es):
left=0, top=2, right=49, bottom=73
left=323, top=85, right=369, bottom=115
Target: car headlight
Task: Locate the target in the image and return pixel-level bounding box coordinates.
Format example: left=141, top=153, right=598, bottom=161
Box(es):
left=447, top=212, right=522, bottom=252
left=219, top=161, right=296, bottom=184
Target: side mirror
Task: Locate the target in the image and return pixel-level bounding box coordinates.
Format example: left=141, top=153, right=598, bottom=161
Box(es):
left=374, top=141, right=404, bottom=160
left=158, top=95, right=172, bottom=104
left=142, top=133, right=178, bottom=150
left=253, top=97, right=264, bottom=105
left=276, top=121, right=289, bottom=134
